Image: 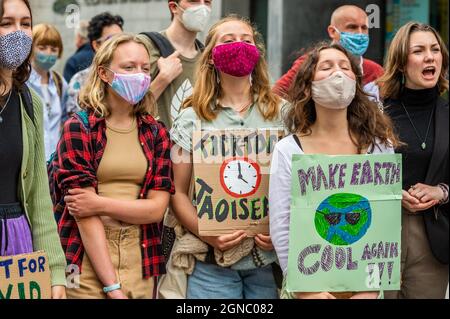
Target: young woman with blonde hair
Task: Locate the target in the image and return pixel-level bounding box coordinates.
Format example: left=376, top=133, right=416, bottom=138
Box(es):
left=269, top=42, right=400, bottom=299
left=378, top=22, right=449, bottom=299
left=170, top=15, right=288, bottom=299
left=51, top=33, right=174, bottom=299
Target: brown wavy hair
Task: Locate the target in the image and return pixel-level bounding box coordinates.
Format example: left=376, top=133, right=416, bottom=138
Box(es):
left=377, top=22, right=449, bottom=100
left=0, top=0, right=33, bottom=93
left=182, top=15, right=281, bottom=121
left=286, top=42, right=400, bottom=152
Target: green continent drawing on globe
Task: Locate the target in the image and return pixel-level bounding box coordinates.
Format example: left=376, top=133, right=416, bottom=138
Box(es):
left=314, top=193, right=372, bottom=246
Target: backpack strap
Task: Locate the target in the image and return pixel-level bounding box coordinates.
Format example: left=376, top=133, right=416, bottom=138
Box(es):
left=74, top=110, right=90, bottom=131
left=140, top=32, right=175, bottom=58
left=19, top=84, right=34, bottom=124
left=51, top=71, right=64, bottom=100
left=140, top=31, right=205, bottom=57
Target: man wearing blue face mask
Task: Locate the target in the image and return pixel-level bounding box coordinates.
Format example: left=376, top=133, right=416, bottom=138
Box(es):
left=274, top=5, right=383, bottom=102
left=27, top=23, right=67, bottom=161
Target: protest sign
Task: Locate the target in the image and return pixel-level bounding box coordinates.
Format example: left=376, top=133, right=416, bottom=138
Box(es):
left=0, top=251, right=51, bottom=299
left=287, top=154, right=402, bottom=292
left=193, top=129, right=284, bottom=236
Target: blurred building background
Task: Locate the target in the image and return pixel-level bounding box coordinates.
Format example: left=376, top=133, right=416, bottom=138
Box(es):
left=31, top=0, right=448, bottom=81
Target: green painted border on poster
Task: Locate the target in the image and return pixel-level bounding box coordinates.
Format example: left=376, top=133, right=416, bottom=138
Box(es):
left=287, top=154, right=402, bottom=293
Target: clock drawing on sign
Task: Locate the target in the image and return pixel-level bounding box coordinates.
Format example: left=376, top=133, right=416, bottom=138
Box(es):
left=220, top=157, right=262, bottom=198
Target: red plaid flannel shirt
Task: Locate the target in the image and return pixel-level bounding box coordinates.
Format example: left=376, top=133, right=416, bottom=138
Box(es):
left=55, top=111, right=174, bottom=278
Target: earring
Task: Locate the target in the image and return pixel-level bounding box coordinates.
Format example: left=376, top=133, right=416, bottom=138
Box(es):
left=215, top=69, right=220, bottom=84
left=401, top=73, right=405, bottom=86
left=249, top=74, right=253, bottom=87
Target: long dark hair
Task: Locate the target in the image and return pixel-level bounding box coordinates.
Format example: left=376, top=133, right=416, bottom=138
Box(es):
left=0, top=0, right=33, bottom=94
left=286, top=42, right=400, bottom=152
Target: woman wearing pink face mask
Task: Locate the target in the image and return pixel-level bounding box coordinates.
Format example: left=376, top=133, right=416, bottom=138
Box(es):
left=50, top=33, right=174, bottom=299
left=170, top=15, right=289, bottom=299
left=269, top=42, right=400, bottom=299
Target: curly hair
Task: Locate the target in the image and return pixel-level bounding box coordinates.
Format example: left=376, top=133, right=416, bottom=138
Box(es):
left=286, top=42, right=400, bottom=153
left=88, top=12, right=124, bottom=46
left=0, top=0, right=33, bottom=92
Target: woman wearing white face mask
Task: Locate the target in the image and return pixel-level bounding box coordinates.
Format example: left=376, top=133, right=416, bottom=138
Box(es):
left=50, top=33, right=174, bottom=299
left=268, top=42, right=401, bottom=299
left=141, top=0, right=213, bottom=128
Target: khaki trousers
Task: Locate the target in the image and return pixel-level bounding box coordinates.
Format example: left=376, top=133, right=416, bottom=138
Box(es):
left=67, top=225, right=156, bottom=299
left=385, top=210, right=449, bottom=299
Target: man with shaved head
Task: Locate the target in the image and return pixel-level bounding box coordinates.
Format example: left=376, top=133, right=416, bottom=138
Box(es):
left=273, top=4, right=383, bottom=100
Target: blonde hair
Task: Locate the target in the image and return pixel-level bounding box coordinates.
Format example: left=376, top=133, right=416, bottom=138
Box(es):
left=182, top=15, right=281, bottom=121
left=79, top=33, right=157, bottom=118
left=378, top=22, right=449, bottom=100
left=32, top=24, right=64, bottom=58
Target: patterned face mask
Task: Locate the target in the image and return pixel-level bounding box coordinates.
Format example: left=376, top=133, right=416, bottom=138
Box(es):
left=105, top=68, right=152, bottom=105
left=0, top=30, right=32, bottom=70
left=212, top=42, right=260, bottom=77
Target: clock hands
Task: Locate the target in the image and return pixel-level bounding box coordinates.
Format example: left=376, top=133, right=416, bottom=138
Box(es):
left=237, top=161, right=249, bottom=184
left=237, top=161, right=242, bottom=178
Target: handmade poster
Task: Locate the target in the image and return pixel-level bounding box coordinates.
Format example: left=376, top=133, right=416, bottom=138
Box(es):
left=193, top=129, right=285, bottom=236
left=0, top=251, right=51, bottom=299
left=287, top=154, right=402, bottom=292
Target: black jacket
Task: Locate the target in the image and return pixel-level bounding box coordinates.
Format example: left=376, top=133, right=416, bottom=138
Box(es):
left=387, top=96, right=449, bottom=264
left=422, top=97, right=449, bottom=264
left=63, top=43, right=95, bottom=83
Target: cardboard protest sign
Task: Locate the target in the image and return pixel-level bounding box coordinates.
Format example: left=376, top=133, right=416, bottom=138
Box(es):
left=193, top=129, right=285, bottom=236
left=0, top=251, right=51, bottom=299
left=287, top=154, right=402, bottom=293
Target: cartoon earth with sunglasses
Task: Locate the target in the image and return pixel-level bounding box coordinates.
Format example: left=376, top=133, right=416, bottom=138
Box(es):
left=315, top=193, right=372, bottom=246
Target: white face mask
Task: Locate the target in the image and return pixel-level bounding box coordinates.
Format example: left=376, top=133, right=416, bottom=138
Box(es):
left=311, top=71, right=356, bottom=109
left=176, top=3, right=211, bottom=32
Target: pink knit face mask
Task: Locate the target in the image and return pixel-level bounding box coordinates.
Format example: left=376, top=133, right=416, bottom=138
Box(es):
left=212, top=42, right=260, bottom=77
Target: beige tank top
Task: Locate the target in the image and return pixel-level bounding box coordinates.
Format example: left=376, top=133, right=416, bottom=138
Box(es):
left=97, top=119, right=147, bottom=225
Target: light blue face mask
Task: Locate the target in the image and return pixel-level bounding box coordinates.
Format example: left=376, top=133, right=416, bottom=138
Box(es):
left=35, top=52, right=58, bottom=71
left=334, top=27, right=370, bottom=57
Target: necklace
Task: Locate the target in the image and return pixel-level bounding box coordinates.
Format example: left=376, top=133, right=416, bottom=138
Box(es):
left=401, top=102, right=435, bottom=150
left=0, top=90, right=13, bottom=124
left=218, top=98, right=253, bottom=114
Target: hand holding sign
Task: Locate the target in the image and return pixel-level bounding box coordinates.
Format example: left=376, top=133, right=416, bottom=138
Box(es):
left=255, top=234, right=274, bottom=251
left=294, top=292, right=336, bottom=299
left=202, top=230, right=247, bottom=252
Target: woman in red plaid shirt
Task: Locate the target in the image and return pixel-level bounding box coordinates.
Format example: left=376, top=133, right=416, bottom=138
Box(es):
left=52, top=33, right=174, bottom=299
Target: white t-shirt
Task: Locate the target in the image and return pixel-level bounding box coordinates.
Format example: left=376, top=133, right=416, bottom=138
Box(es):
left=268, top=135, right=395, bottom=275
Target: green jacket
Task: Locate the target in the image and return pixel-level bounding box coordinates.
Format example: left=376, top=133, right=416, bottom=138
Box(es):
left=18, top=88, right=66, bottom=286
